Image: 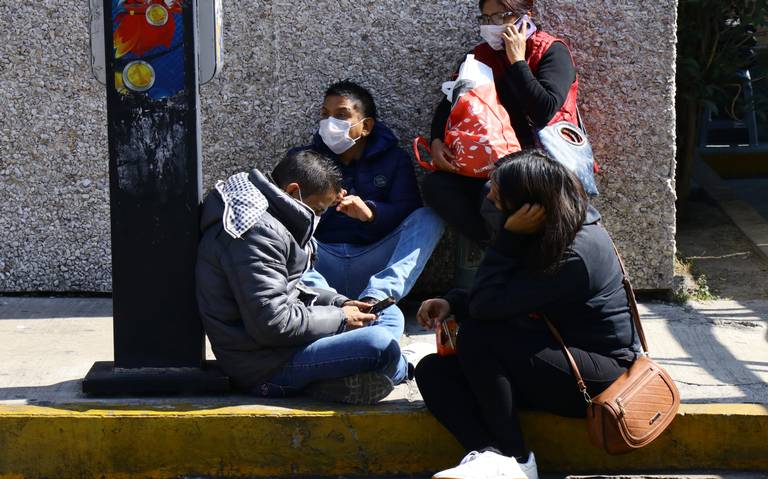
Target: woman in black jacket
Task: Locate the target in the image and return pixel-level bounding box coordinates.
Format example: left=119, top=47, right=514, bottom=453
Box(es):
left=422, top=0, right=579, bottom=244
left=415, top=150, right=641, bottom=479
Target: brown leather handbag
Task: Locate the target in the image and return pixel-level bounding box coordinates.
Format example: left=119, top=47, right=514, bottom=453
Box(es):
left=544, top=244, right=680, bottom=455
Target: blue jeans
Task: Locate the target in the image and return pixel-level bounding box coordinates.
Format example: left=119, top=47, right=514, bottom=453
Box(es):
left=255, top=305, right=408, bottom=397
left=302, top=207, right=444, bottom=301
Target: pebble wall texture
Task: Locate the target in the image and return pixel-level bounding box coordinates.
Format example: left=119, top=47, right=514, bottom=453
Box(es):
left=0, top=1, right=677, bottom=293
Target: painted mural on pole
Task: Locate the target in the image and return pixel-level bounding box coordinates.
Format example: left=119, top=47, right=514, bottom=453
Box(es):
left=113, top=0, right=185, bottom=99
left=97, top=0, right=207, bottom=373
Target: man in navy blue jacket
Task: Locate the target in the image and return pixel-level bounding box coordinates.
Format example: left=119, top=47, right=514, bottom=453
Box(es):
left=292, top=81, right=444, bottom=304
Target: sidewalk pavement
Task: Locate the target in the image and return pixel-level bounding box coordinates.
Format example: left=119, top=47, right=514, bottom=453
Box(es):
left=0, top=296, right=766, bottom=477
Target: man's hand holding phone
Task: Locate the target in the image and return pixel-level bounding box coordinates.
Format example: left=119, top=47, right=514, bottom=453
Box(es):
left=343, top=299, right=374, bottom=312
left=369, top=297, right=396, bottom=315
left=342, top=305, right=377, bottom=330
left=341, top=298, right=395, bottom=330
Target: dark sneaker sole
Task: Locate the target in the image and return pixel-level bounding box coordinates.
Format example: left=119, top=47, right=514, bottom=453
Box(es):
left=307, top=372, right=395, bottom=405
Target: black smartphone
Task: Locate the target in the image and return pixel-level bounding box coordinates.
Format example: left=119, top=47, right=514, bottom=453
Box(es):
left=369, top=297, right=396, bottom=315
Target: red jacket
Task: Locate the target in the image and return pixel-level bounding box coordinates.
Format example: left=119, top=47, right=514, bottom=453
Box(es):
left=473, top=30, right=579, bottom=127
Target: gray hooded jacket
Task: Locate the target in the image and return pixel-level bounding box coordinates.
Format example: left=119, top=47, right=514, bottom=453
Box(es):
left=195, top=169, right=348, bottom=391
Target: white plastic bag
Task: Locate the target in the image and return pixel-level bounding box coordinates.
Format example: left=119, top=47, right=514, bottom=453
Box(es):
left=441, top=54, right=494, bottom=104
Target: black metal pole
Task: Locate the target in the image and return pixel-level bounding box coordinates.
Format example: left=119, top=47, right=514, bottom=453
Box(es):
left=83, top=0, right=227, bottom=394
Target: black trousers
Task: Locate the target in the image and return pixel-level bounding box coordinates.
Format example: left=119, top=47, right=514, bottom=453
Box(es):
left=415, top=319, right=630, bottom=458
left=421, top=171, right=495, bottom=244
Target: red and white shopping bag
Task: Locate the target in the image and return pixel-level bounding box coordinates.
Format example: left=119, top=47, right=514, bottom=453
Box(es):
left=414, top=54, right=521, bottom=179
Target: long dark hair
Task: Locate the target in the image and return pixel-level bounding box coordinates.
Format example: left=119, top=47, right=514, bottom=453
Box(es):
left=491, top=149, right=588, bottom=273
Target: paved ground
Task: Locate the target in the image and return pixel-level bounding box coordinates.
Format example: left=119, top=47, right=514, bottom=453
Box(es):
left=677, top=194, right=768, bottom=301
left=725, top=178, right=768, bottom=222
left=0, top=296, right=766, bottom=408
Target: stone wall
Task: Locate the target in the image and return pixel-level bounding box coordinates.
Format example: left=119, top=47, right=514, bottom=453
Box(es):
left=0, top=0, right=677, bottom=292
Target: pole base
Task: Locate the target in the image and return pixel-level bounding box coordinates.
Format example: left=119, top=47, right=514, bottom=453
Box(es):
left=82, top=361, right=230, bottom=396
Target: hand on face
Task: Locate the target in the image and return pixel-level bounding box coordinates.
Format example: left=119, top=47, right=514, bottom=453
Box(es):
left=336, top=195, right=374, bottom=222
left=502, top=19, right=527, bottom=64
left=417, top=298, right=451, bottom=329
left=504, top=203, right=546, bottom=234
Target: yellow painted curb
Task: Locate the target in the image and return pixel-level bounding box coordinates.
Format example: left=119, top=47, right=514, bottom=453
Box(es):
left=0, top=403, right=766, bottom=478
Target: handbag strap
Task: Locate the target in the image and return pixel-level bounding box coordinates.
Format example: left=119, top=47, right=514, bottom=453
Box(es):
left=542, top=236, right=649, bottom=404
left=611, top=241, right=649, bottom=353
left=543, top=316, right=593, bottom=404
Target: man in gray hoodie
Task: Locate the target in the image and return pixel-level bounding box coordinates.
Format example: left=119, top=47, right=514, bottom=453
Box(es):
left=195, top=150, right=409, bottom=404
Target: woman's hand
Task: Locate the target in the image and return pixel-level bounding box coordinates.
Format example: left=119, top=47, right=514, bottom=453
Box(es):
left=502, top=21, right=527, bottom=64
left=430, top=139, right=459, bottom=173
left=417, top=298, right=451, bottom=329
left=504, top=203, right=546, bottom=233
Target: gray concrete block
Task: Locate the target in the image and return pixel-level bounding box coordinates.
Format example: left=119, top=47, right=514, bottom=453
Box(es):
left=0, top=1, right=677, bottom=292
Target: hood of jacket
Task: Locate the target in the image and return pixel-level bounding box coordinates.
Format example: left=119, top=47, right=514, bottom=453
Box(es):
left=584, top=204, right=601, bottom=226
left=200, top=169, right=316, bottom=247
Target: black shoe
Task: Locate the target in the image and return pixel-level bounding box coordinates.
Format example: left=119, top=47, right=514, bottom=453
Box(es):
left=307, top=372, right=394, bottom=405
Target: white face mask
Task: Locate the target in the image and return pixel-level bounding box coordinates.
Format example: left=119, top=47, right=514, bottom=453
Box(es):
left=294, top=187, right=324, bottom=236
left=480, top=24, right=506, bottom=51
left=319, top=117, right=364, bottom=155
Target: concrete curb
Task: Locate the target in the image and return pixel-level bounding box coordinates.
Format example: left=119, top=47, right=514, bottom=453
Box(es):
left=0, top=403, right=766, bottom=478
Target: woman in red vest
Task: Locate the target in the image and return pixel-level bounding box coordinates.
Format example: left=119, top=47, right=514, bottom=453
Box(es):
left=421, top=0, right=580, bottom=245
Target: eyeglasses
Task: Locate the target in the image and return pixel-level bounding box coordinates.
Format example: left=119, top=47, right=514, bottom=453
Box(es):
left=476, top=11, right=518, bottom=26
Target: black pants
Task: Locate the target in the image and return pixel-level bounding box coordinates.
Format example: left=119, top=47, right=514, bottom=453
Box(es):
left=415, top=319, right=630, bottom=458
left=422, top=171, right=498, bottom=244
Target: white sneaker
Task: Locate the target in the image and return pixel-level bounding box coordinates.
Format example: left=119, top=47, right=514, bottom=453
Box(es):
left=401, top=340, right=436, bottom=378
left=519, top=452, right=538, bottom=479
left=432, top=450, right=527, bottom=479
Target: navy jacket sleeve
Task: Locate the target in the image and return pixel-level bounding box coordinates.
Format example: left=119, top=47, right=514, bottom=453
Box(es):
left=364, top=148, right=422, bottom=237
left=468, top=231, right=590, bottom=321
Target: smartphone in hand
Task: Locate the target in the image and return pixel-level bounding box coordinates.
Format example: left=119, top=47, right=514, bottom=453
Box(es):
left=515, top=14, right=537, bottom=39
left=369, top=297, right=396, bottom=315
